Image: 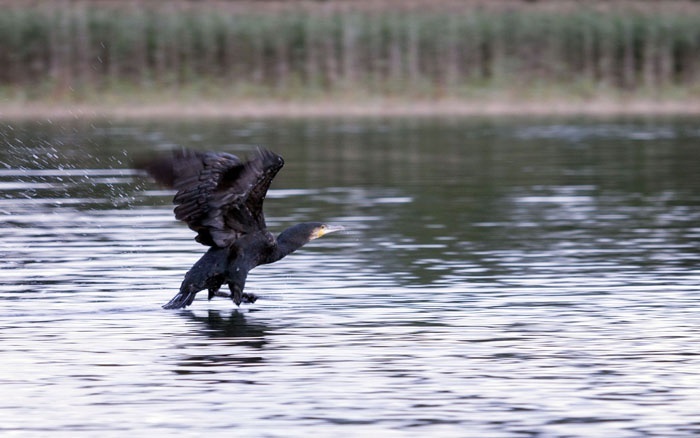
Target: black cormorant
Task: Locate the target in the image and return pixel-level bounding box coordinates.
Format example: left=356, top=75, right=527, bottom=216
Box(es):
left=139, top=149, right=343, bottom=309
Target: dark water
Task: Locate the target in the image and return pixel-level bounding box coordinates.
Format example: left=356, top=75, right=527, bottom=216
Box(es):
left=1, top=118, right=699, bottom=437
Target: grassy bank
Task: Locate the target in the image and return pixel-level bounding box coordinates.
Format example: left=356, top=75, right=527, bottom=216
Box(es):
left=5, top=98, right=700, bottom=121
left=1, top=0, right=700, bottom=114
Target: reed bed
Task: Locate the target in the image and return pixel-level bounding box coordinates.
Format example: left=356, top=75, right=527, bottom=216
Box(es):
left=1, top=1, right=700, bottom=100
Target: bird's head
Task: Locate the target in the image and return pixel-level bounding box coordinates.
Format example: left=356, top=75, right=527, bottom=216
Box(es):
left=308, top=223, right=345, bottom=240
left=274, top=222, right=345, bottom=261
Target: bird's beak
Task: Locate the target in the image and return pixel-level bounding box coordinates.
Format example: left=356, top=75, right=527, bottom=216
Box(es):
left=314, top=224, right=345, bottom=239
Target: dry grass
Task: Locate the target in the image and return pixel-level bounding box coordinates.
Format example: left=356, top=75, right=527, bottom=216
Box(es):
left=3, top=97, right=700, bottom=120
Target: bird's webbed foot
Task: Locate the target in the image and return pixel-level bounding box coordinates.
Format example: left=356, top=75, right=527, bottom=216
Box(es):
left=241, top=293, right=258, bottom=304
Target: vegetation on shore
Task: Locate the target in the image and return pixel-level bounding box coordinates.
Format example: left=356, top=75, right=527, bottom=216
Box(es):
left=1, top=0, right=700, bottom=108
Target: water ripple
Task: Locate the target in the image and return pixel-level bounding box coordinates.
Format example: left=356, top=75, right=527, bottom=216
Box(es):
left=1, top=119, right=700, bottom=436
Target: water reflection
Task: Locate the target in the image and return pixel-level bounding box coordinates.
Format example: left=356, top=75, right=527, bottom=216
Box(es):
left=174, top=310, right=269, bottom=373
left=183, top=309, right=269, bottom=346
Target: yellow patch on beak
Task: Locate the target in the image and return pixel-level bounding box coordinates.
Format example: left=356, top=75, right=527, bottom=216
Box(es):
left=311, top=224, right=344, bottom=240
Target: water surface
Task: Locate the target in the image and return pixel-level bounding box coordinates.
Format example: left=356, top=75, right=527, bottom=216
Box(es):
left=1, top=118, right=699, bottom=436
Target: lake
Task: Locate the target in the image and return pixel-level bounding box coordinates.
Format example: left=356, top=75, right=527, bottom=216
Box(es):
left=1, top=117, right=699, bottom=437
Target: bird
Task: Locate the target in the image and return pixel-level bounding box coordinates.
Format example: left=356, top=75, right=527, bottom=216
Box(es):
left=138, top=148, right=343, bottom=309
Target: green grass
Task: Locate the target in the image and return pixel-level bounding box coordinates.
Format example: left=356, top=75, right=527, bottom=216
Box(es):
left=1, top=1, right=700, bottom=101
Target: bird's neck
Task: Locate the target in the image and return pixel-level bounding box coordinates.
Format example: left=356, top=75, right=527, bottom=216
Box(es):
left=270, top=226, right=310, bottom=263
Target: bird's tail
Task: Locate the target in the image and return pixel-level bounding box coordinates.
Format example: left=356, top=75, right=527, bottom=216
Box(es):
left=162, top=291, right=197, bottom=310
left=162, top=247, right=229, bottom=310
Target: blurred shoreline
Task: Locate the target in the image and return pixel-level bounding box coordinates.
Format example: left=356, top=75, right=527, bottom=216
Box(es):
left=3, top=1, right=700, bottom=118
left=2, top=98, right=700, bottom=120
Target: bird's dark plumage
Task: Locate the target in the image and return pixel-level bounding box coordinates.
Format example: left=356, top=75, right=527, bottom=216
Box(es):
left=139, top=149, right=342, bottom=309
left=142, top=148, right=284, bottom=247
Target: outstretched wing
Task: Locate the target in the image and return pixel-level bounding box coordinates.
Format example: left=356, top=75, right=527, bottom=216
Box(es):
left=241, top=149, right=285, bottom=230
left=140, top=149, right=284, bottom=247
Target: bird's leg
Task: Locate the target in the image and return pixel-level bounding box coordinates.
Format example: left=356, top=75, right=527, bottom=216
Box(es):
left=228, top=283, right=257, bottom=305
left=208, top=285, right=218, bottom=301
left=229, top=282, right=243, bottom=306
left=208, top=287, right=231, bottom=300
left=207, top=278, right=229, bottom=300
